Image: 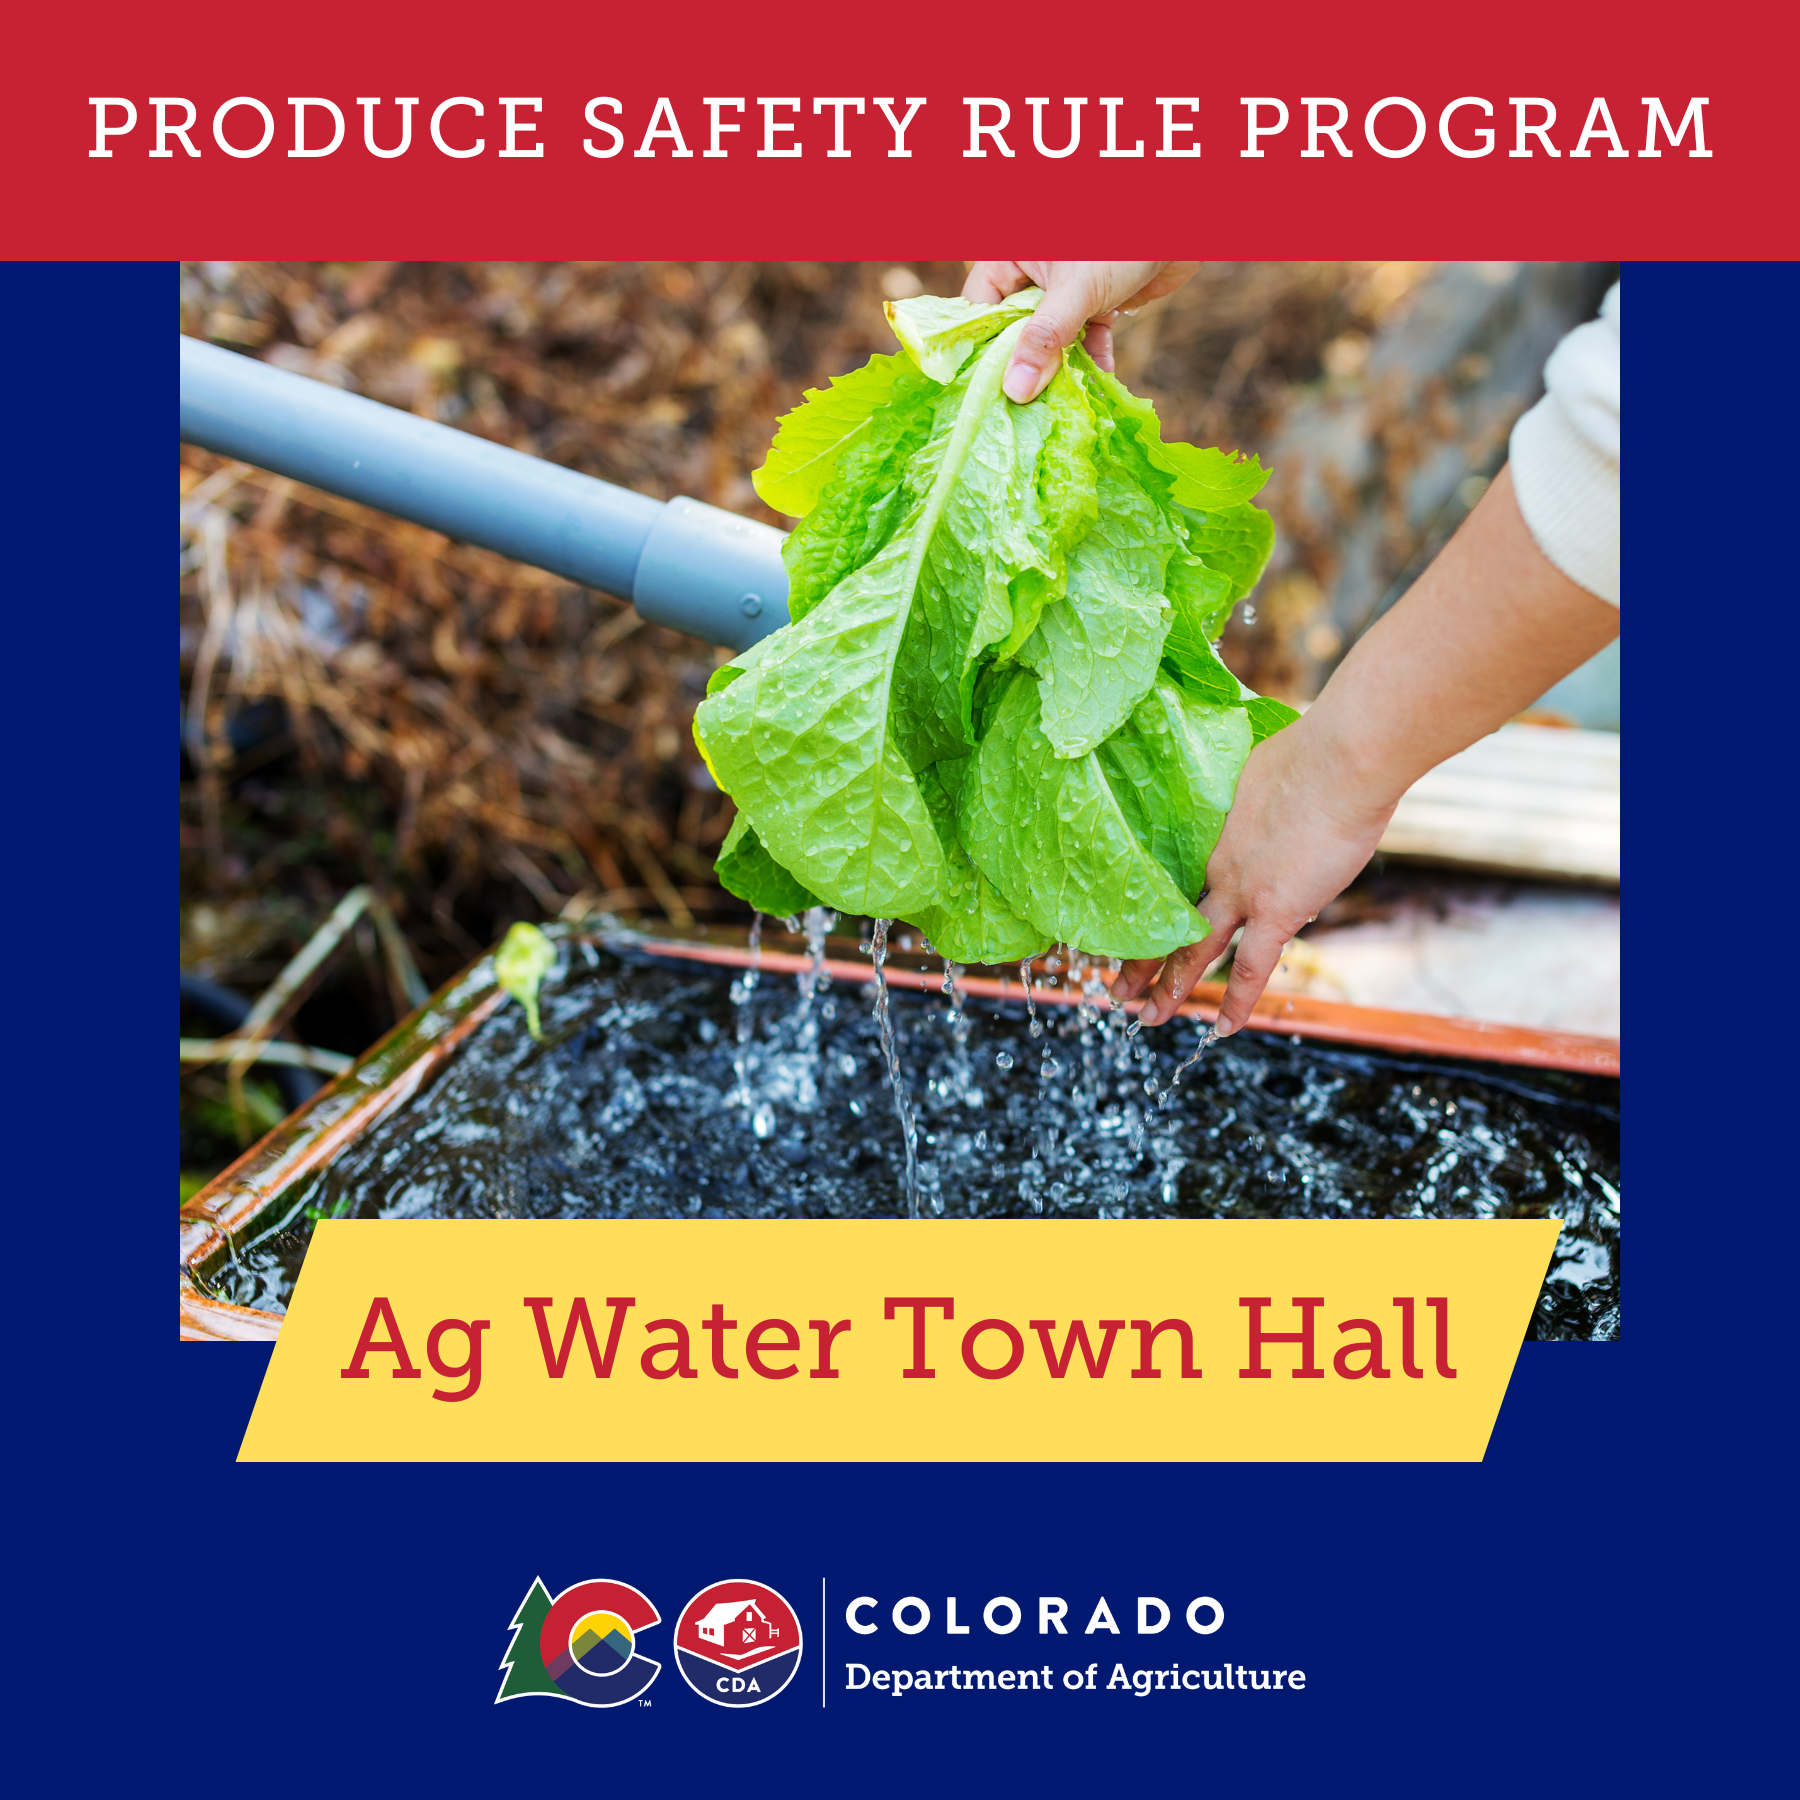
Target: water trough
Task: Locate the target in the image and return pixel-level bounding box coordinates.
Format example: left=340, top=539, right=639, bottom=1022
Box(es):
left=181, top=921, right=1619, bottom=1343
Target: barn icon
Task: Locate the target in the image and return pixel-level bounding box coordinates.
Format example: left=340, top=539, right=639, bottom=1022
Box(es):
left=694, top=1597, right=783, bottom=1661
left=675, top=1579, right=805, bottom=1709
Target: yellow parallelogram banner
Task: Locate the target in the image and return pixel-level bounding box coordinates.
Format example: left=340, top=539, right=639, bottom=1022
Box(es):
left=238, top=1218, right=1559, bottom=1463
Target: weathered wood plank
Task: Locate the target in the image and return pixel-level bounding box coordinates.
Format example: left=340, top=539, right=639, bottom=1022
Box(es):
left=1378, top=723, right=1620, bottom=883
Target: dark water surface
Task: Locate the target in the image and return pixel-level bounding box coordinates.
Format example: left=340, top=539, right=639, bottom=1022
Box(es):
left=204, top=936, right=1619, bottom=1339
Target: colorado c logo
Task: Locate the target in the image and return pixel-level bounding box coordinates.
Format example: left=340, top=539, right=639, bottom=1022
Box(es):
left=496, top=1577, right=662, bottom=1707
left=674, top=1578, right=804, bottom=1708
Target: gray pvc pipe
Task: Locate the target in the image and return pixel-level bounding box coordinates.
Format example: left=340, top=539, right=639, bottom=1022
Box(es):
left=179, top=335, right=789, bottom=651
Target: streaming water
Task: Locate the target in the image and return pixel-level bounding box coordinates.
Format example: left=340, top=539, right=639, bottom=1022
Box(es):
left=1115, top=1023, right=1220, bottom=1209
left=729, top=911, right=763, bottom=1118
left=802, top=906, right=834, bottom=1012
left=937, top=958, right=974, bottom=1113
left=1021, top=959, right=1042, bottom=1039
left=200, top=932, right=1621, bottom=1340
left=868, top=919, right=922, bottom=1219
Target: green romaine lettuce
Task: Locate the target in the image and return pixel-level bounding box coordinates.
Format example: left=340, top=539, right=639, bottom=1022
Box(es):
left=884, top=286, right=1045, bottom=382
left=700, top=288, right=1287, bottom=963
left=714, top=813, right=821, bottom=918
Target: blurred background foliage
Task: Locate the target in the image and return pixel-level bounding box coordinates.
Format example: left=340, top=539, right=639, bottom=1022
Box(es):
left=180, top=258, right=1609, bottom=1090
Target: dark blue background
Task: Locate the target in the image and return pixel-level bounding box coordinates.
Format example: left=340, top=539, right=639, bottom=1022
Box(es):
left=14, top=261, right=1785, bottom=1793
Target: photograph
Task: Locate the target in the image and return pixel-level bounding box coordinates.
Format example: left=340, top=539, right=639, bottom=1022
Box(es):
left=179, top=259, right=1619, bottom=1339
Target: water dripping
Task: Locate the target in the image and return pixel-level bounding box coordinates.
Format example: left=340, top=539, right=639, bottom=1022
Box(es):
left=789, top=904, right=837, bottom=1082
left=1113, top=1022, right=1221, bottom=1208
left=869, top=919, right=922, bottom=1218
left=1021, top=958, right=1044, bottom=1039
left=940, top=954, right=975, bottom=1105
left=1162, top=1023, right=1220, bottom=1103
left=799, top=906, right=835, bottom=1017
left=214, top=936, right=1619, bottom=1337
left=729, top=911, right=764, bottom=1116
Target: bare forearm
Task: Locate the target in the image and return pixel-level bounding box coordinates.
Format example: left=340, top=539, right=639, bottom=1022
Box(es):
left=1117, top=461, right=1620, bottom=1033
left=1301, top=465, right=1620, bottom=819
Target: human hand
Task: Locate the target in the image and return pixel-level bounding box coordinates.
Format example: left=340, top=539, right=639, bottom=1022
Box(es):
left=962, top=261, right=1199, bottom=402
left=1110, top=714, right=1395, bottom=1037
left=1109, top=464, right=1621, bottom=1038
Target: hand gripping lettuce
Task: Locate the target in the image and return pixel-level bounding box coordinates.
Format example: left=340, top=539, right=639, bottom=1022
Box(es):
left=693, top=288, right=1294, bottom=964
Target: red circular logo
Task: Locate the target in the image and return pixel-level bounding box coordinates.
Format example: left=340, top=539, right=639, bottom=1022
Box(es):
left=673, top=1578, right=805, bottom=1708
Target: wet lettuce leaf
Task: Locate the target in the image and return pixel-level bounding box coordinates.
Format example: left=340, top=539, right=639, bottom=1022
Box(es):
left=715, top=813, right=821, bottom=917
left=960, top=670, right=1214, bottom=960
left=885, top=286, right=1045, bottom=382
left=698, top=288, right=1284, bottom=964
left=1245, top=694, right=1302, bottom=744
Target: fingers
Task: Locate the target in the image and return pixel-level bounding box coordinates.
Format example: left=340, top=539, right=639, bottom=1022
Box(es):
left=962, top=261, right=1029, bottom=305
left=1111, top=957, right=1163, bottom=1004
left=1134, top=945, right=1206, bottom=1029
left=1212, top=920, right=1289, bottom=1039
left=1002, top=277, right=1110, bottom=402
left=1138, top=907, right=1243, bottom=1028
left=1116, top=261, right=1202, bottom=313
left=1004, top=316, right=1076, bottom=402
left=969, top=263, right=1201, bottom=402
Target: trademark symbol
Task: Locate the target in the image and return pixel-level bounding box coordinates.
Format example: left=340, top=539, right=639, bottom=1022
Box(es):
left=638, top=1698, right=652, bottom=1707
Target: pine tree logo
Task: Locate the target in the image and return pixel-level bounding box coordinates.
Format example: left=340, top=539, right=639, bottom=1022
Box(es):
left=497, top=1578, right=563, bottom=1701
left=496, top=1577, right=663, bottom=1708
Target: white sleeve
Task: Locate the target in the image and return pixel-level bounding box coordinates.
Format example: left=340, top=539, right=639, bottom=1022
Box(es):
left=1508, top=280, right=1620, bottom=606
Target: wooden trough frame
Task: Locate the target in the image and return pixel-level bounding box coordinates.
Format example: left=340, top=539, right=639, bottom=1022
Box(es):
left=180, top=923, right=1620, bottom=1341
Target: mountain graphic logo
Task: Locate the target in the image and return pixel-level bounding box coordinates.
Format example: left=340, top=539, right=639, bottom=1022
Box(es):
left=674, top=1578, right=804, bottom=1708
left=497, top=1577, right=661, bottom=1708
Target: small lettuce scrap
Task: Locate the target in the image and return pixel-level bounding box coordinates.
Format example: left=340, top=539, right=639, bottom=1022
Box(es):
left=694, top=289, right=1292, bottom=964
left=495, top=921, right=557, bottom=1040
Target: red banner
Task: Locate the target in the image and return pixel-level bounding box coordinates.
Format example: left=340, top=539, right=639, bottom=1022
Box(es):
left=10, top=0, right=1783, bottom=257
